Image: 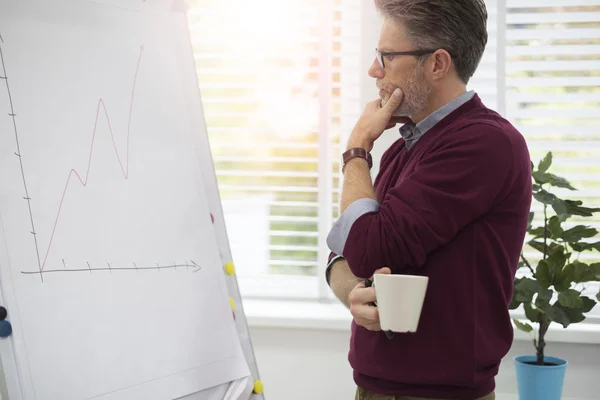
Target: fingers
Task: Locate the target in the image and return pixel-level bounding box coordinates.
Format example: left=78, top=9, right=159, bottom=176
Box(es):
left=349, top=283, right=381, bottom=331
left=349, top=285, right=377, bottom=305
left=385, top=117, right=412, bottom=130
left=379, top=267, right=392, bottom=274
left=350, top=303, right=381, bottom=331
left=380, top=88, right=404, bottom=116
left=367, top=98, right=383, bottom=111
left=371, top=267, right=392, bottom=279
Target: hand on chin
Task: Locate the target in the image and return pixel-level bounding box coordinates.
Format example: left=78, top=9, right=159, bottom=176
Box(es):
left=348, top=88, right=406, bottom=151
left=384, top=116, right=413, bottom=130
left=380, top=96, right=412, bottom=129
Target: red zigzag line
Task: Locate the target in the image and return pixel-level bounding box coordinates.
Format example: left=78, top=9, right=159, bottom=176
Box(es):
left=41, top=46, right=145, bottom=271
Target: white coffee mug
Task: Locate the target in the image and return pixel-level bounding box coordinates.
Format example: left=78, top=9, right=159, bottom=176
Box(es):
left=373, top=274, right=429, bottom=333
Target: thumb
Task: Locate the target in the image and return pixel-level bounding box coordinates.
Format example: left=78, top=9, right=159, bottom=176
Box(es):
left=381, top=88, right=403, bottom=115
left=371, top=267, right=392, bottom=279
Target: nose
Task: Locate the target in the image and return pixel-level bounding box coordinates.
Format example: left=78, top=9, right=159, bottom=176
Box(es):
left=368, top=58, right=384, bottom=79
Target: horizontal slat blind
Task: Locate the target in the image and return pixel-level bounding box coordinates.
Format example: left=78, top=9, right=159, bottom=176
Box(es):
left=505, top=1, right=600, bottom=321
left=186, top=0, right=353, bottom=286
left=468, top=0, right=500, bottom=111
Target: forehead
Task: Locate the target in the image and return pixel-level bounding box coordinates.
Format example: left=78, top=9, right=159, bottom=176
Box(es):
left=378, top=17, right=412, bottom=51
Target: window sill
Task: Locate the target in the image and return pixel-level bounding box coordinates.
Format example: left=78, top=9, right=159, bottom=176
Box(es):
left=242, top=298, right=600, bottom=345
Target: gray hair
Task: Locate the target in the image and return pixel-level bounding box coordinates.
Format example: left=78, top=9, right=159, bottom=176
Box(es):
left=374, top=0, right=488, bottom=83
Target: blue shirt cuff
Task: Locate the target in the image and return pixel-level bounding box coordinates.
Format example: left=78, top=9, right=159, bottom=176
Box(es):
left=325, top=255, right=344, bottom=286
left=326, top=198, right=380, bottom=256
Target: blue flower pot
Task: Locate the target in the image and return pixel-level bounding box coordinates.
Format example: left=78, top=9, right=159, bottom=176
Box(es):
left=514, top=355, right=568, bottom=400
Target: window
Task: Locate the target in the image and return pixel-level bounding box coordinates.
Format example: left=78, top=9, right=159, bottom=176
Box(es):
left=473, top=0, right=600, bottom=323
left=186, top=1, right=599, bottom=310
left=503, top=1, right=600, bottom=322
left=185, top=0, right=359, bottom=298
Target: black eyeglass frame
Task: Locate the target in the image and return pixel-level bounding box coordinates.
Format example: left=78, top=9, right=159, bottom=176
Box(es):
left=375, top=48, right=438, bottom=68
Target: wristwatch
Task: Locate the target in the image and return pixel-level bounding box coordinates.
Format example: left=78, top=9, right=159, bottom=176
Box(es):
left=342, top=148, right=372, bottom=172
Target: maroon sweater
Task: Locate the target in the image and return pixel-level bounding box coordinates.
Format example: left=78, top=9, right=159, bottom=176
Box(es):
left=329, top=95, right=532, bottom=398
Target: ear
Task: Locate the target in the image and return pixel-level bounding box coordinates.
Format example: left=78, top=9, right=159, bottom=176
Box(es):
left=429, top=49, right=453, bottom=81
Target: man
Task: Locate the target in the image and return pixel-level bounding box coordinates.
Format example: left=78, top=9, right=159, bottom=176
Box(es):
left=325, top=1, right=532, bottom=399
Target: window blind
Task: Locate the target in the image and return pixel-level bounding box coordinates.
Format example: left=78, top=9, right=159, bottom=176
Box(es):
left=185, top=0, right=360, bottom=298
left=469, top=0, right=501, bottom=112
left=505, top=0, right=600, bottom=321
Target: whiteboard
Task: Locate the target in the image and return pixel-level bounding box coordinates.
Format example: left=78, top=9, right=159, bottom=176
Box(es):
left=0, top=0, right=262, bottom=399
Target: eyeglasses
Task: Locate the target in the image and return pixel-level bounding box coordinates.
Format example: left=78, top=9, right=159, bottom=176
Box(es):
left=375, top=48, right=437, bottom=68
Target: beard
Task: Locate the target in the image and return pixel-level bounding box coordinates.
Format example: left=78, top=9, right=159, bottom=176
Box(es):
left=379, top=64, right=431, bottom=117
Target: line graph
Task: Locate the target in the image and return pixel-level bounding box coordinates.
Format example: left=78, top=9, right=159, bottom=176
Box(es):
left=1, top=36, right=204, bottom=280
left=40, top=45, right=144, bottom=272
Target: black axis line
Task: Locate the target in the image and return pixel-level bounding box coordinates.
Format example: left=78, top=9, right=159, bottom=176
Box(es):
left=0, top=34, right=44, bottom=282
left=21, top=261, right=201, bottom=275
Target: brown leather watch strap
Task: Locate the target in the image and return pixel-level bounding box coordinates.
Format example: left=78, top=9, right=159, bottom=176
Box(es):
left=342, top=148, right=372, bottom=172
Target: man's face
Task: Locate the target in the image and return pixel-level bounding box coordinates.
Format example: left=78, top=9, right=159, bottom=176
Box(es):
left=369, top=18, right=431, bottom=118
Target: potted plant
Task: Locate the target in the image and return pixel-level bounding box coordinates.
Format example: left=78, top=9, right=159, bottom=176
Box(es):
left=510, top=151, right=600, bottom=400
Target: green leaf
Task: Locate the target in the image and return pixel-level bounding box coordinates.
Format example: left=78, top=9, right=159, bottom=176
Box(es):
left=528, top=240, right=546, bottom=253
left=514, top=278, right=539, bottom=303
left=528, top=212, right=535, bottom=230
left=575, top=263, right=600, bottom=283
left=564, top=200, right=600, bottom=217
left=534, top=190, right=558, bottom=205
left=535, top=287, right=553, bottom=311
left=538, top=152, right=552, bottom=173
left=513, top=319, right=534, bottom=333
left=533, top=171, right=550, bottom=185
left=554, top=263, right=574, bottom=292
left=528, top=240, right=560, bottom=255
left=592, top=263, right=600, bottom=280
left=570, top=242, right=600, bottom=252
left=580, top=296, right=597, bottom=313
left=508, top=296, right=521, bottom=310
left=524, top=302, right=542, bottom=323
left=546, top=245, right=568, bottom=276
left=546, top=305, right=569, bottom=327
left=561, top=225, right=599, bottom=243
left=546, top=304, right=586, bottom=328
left=563, top=307, right=586, bottom=326
left=536, top=260, right=552, bottom=288
left=551, top=198, right=569, bottom=219
left=583, top=242, right=600, bottom=252
left=548, top=216, right=563, bottom=239
left=529, top=227, right=546, bottom=237
left=597, top=292, right=600, bottom=302
left=547, top=174, right=576, bottom=190
left=572, top=262, right=590, bottom=283
left=558, top=289, right=583, bottom=308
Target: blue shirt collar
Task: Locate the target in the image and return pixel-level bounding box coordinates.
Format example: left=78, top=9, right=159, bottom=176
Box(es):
left=399, top=90, right=475, bottom=149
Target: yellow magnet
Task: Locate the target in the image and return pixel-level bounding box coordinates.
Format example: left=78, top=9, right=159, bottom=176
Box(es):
left=253, top=380, right=264, bottom=394
left=224, top=262, right=236, bottom=275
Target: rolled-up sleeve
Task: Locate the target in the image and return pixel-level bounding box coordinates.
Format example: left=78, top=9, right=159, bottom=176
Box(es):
left=324, top=253, right=344, bottom=286
left=326, top=125, right=517, bottom=279
left=326, top=198, right=380, bottom=256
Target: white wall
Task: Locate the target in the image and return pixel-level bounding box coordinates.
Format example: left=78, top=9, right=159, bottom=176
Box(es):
left=248, top=325, right=600, bottom=400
